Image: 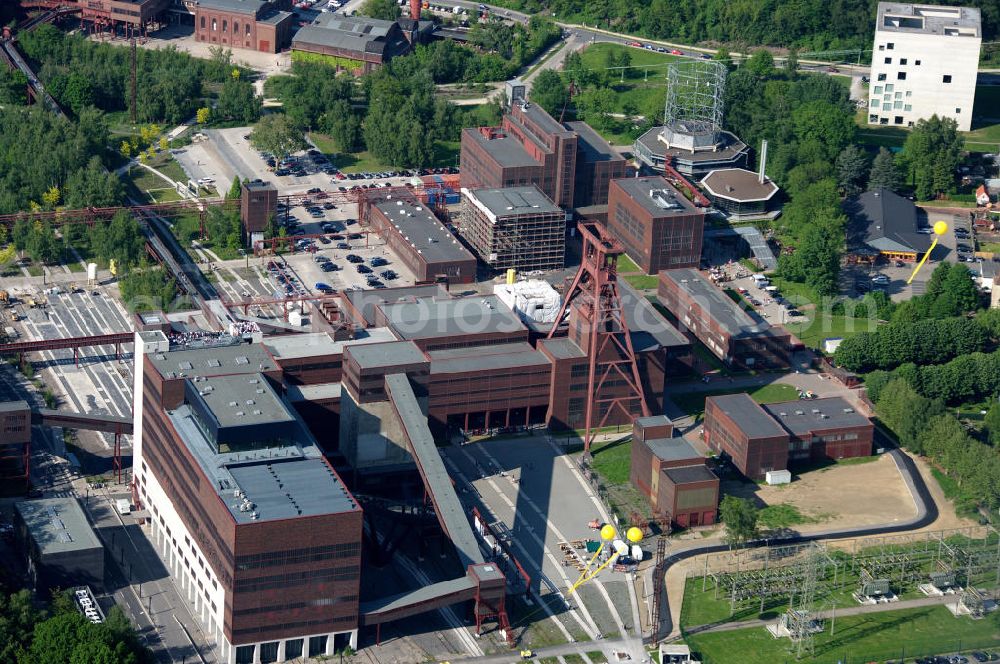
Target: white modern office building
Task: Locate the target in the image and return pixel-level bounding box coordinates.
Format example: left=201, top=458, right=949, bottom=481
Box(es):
left=868, top=3, right=981, bottom=131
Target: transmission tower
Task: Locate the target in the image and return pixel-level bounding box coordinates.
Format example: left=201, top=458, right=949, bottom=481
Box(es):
left=660, top=60, right=726, bottom=152
left=789, top=544, right=823, bottom=659
left=546, top=224, right=650, bottom=454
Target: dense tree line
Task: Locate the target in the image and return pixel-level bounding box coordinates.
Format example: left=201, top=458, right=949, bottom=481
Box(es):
left=900, top=115, right=964, bottom=201
left=0, top=107, right=119, bottom=215
left=0, top=587, right=151, bottom=664
left=489, top=0, right=997, bottom=52
left=876, top=379, right=999, bottom=517
left=19, top=25, right=243, bottom=125
left=835, top=264, right=986, bottom=371
left=120, top=266, right=181, bottom=312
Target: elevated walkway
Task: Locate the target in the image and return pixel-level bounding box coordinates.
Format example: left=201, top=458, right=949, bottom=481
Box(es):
left=34, top=409, right=132, bottom=435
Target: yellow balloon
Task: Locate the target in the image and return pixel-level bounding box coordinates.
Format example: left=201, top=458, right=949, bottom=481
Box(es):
left=933, top=220, right=948, bottom=236
left=626, top=527, right=643, bottom=543
left=600, top=524, right=616, bottom=541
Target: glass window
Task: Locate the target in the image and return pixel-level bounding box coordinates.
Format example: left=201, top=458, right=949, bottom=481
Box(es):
left=874, top=85, right=883, bottom=94
left=878, top=44, right=885, bottom=51
left=247, top=23, right=251, bottom=35
left=915, top=59, right=921, bottom=65
left=897, top=72, right=906, bottom=80
left=200, top=16, right=205, bottom=28
left=883, top=94, right=891, bottom=101
left=870, top=99, right=879, bottom=108
left=211, top=18, right=217, bottom=31
left=943, top=75, right=952, bottom=83
left=234, top=22, right=238, bottom=33
left=222, top=20, right=227, bottom=32
left=900, top=58, right=907, bottom=65
left=887, top=42, right=894, bottom=49
left=895, top=92, right=902, bottom=99
left=904, top=104, right=912, bottom=111
left=877, top=73, right=887, bottom=81
left=885, top=84, right=894, bottom=92
left=884, top=57, right=892, bottom=64
left=894, top=101, right=903, bottom=109
left=883, top=103, right=891, bottom=111
left=955, top=107, right=961, bottom=114
left=905, top=91, right=912, bottom=97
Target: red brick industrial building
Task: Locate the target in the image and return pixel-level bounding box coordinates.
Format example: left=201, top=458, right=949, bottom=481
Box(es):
left=192, top=0, right=293, bottom=53
left=363, top=196, right=477, bottom=284
left=703, top=393, right=873, bottom=479
left=460, top=101, right=626, bottom=209
left=629, top=416, right=719, bottom=528
left=607, top=177, right=705, bottom=274
left=657, top=268, right=791, bottom=370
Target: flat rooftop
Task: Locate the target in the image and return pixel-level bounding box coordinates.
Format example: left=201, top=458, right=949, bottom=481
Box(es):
left=427, top=341, right=550, bottom=375
left=877, top=2, right=981, bottom=37
left=373, top=198, right=476, bottom=265
left=763, top=397, right=871, bottom=435
left=702, top=168, right=779, bottom=203
left=379, top=295, right=526, bottom=340
left=619, top=280, right=690, bottom=351
left=567, top=121, right=625, bottom=163
left=636, top=128, right=748, bottom=163
left=663, top=464, right=717, bottom=485
left=538, top=337, right=587, bottom=360
left=15, top=498, right=102, bottom=555
left=346, top=340, right=426, bottom=370
left=464, top=185, right=562, bottom=220
left=645, top=437, right=701, bottom=464
left=462, top=128, right=540, bottom=168
left=513, top=100, right=571, bottom=137
left=149, top=342, right=277, bottom=379
left=707, top=392, right=787, bottom=439
left=343, top=284, right=448, bottom=326
left=264, top=328, right=397, bottom=360
left=168, top=403, right=357, bottom=523
left=613, top=176, right=698, bottom=217
left=190, top=373, right=294, bottom=429
left=660, top=268, right=776, bottom=339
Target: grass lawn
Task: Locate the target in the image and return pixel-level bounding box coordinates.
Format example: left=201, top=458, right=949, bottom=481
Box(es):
left=625, top=273, right=660, bottom=289
left=979, top=242, right=1000, bottom=254
left=756, top=503, right=817, bottom=529
left=618, top=253, right=642, bottom=273
left=588, top=437, right=632, bottom=485
left=308, top=135, right=460, bottom=171
left=585, top=651, right=608, bottom=663
left=668, top=383, right=799, bottom=420
left=784, top=312, right=879, bottom=350
left=686, top=605, right=1000, bottom=664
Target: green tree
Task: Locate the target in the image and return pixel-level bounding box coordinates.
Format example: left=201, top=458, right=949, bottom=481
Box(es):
left=215, top=78, right=261, bottom=124
left=868, top=147, right=903, bottom=192
left=227, top=177, right=243, bottom=200
left=984, top=402, right=1000, bottom=446
left=713, top=47, right=733, bottom=70
left=876, top=378, right=943, bottom=450
left=835, top=144, right=869, bottom=196
left=743, top=50, right=774, bottom=78
left=719, top=496, right=759, bottom=547
left=249, top=113, right=306, bottom=159
left=784, top=48, right=798, bottom=76
left=196, top=107, right=210, bottom=125
left=901, top=115, right=963, bottom=200
left=529, top=69, right=569, bottom=118
left=359, top=0, right=401, bottom=20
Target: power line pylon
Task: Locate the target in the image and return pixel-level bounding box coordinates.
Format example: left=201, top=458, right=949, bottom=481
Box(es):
left=546, top=223, right=650, bottom=454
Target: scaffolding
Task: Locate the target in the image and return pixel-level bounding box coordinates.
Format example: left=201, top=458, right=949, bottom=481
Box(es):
left=660, top=61, right=726, bottom=152
left=461, top=194, right=566, bottom=273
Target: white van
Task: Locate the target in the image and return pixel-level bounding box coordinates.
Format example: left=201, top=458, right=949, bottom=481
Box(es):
left=115, top=498, right=131, bottom=515
left=752, top=274, right=770, bottom=287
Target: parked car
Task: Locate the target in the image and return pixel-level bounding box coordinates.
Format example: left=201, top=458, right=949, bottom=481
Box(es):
left=871, top=274, right=890, bottom=285
left=356, top=264, right=372, bottom=274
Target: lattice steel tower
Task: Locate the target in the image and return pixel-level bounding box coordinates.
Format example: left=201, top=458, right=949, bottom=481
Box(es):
left=546, top=224, right=650, bottom=454
left=659, top=60, right=726, bottom=152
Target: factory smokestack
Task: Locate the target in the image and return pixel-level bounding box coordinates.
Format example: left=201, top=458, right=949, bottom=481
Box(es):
left=410, top=0, right=421, bottom=20
left=758, top=139, right=768, bottom=184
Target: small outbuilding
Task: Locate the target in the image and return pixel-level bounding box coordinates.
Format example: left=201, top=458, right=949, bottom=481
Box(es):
left=14, top=497, right=104, bottom=592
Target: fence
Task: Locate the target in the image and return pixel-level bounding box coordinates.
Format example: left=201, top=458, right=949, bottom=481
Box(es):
left=692, top=636, right=1000, bottom=664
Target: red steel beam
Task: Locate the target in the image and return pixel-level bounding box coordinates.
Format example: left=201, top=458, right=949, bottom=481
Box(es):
left=0, top=332, right=132, bottom=356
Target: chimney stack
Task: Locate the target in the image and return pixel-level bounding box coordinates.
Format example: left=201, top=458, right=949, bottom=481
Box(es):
left=758, top=139, right=768, bottom=184
left=410, top=0, right=421, bottom=20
